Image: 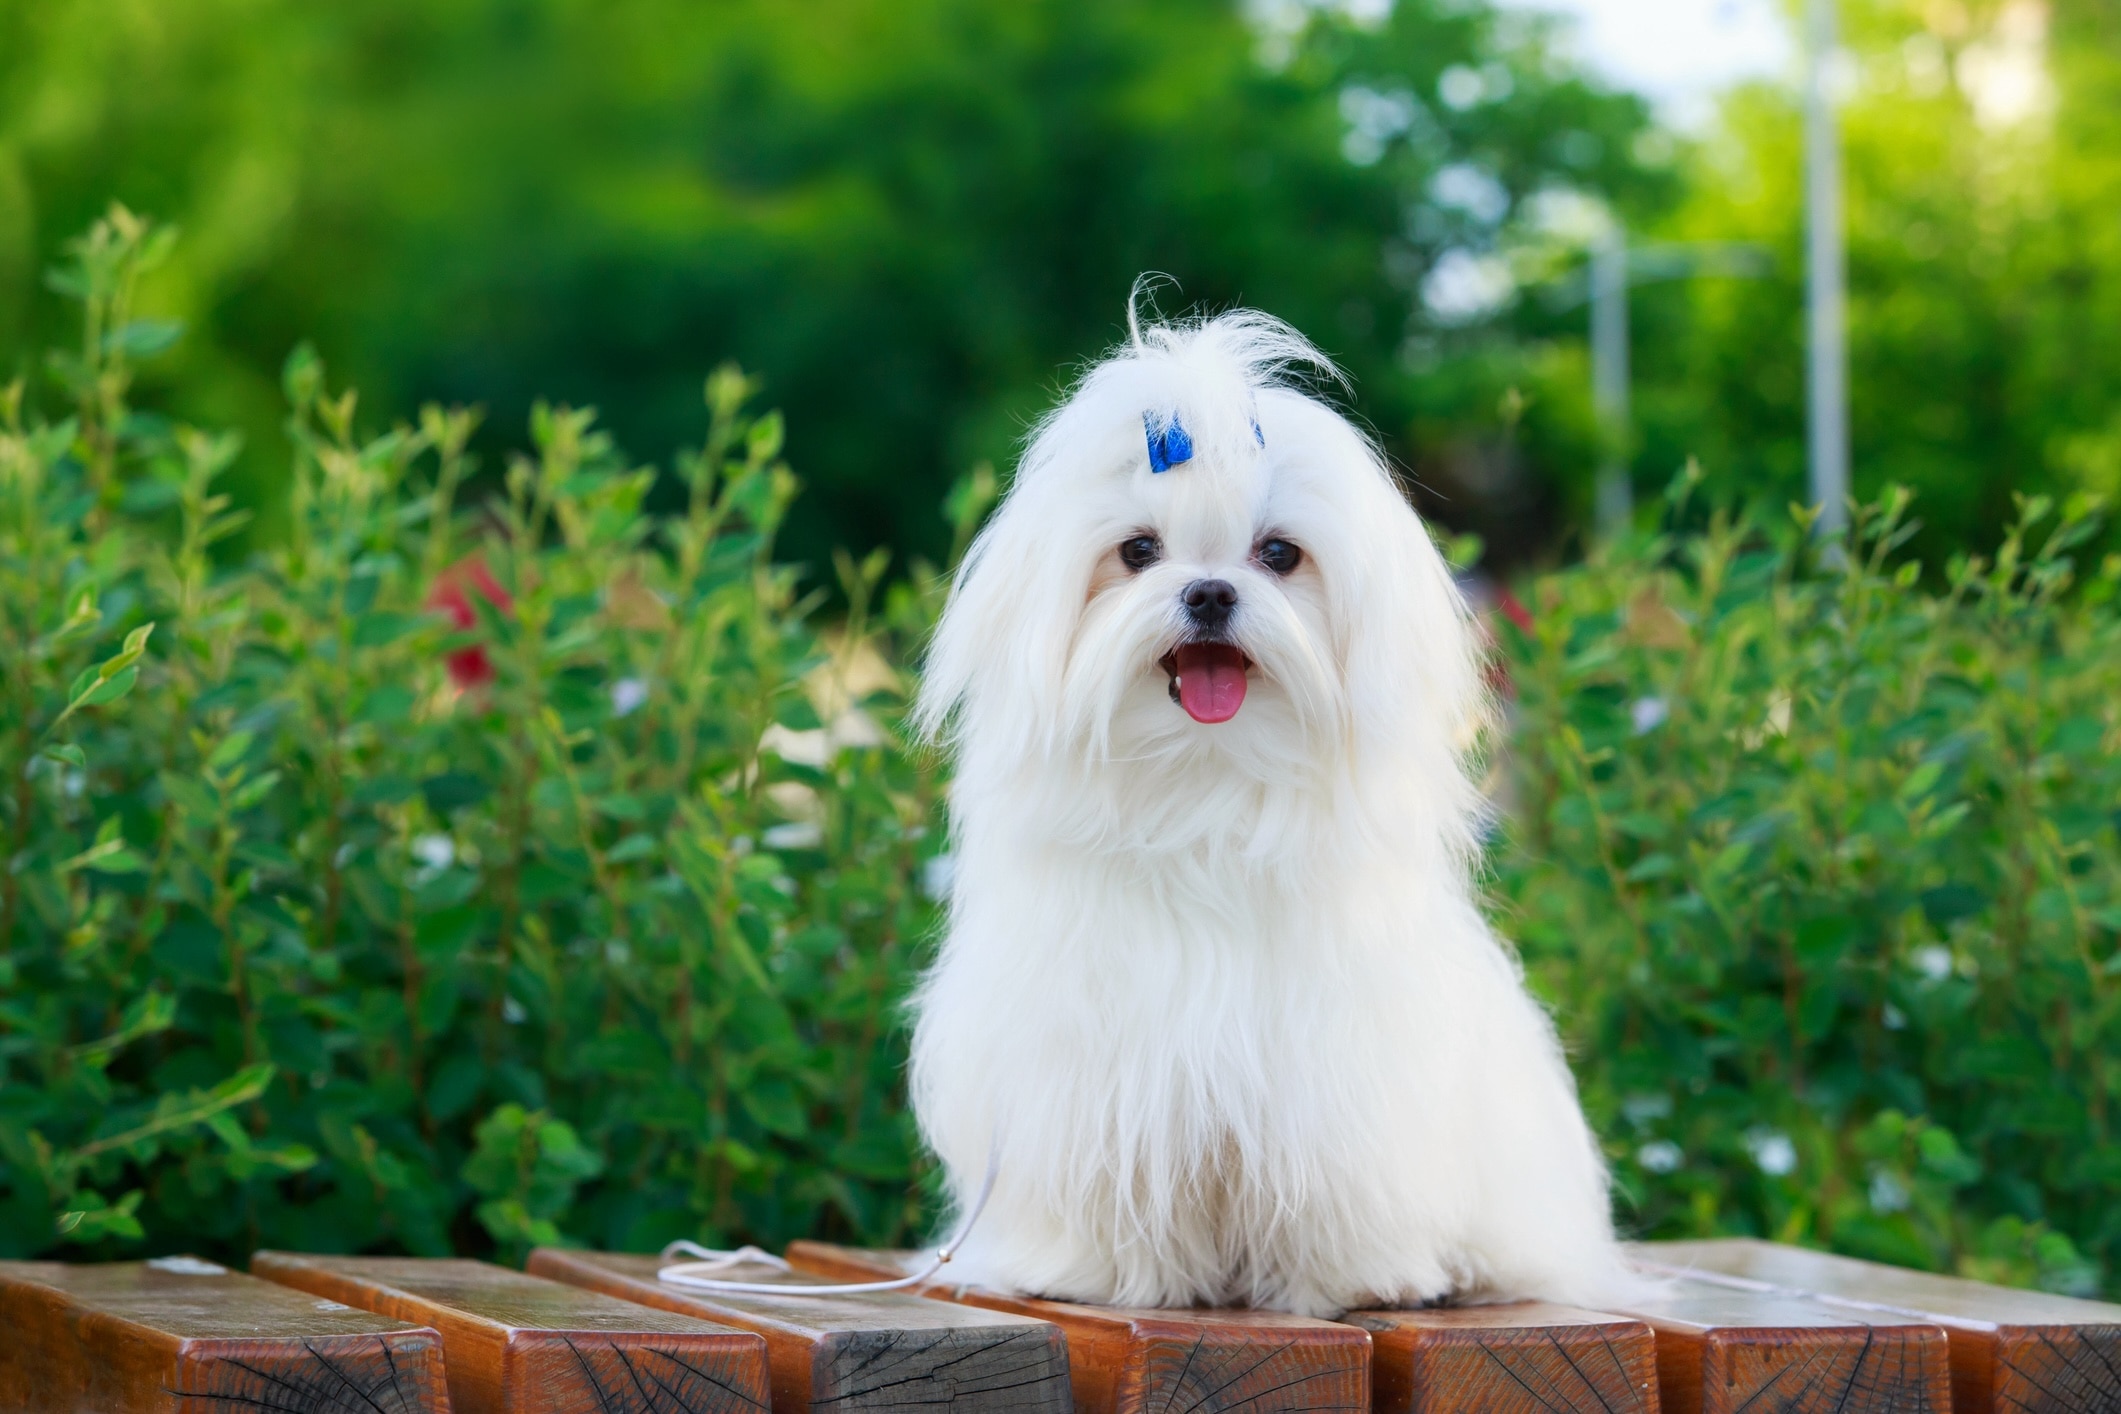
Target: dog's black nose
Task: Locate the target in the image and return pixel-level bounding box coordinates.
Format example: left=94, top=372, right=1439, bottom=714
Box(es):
left=1182, top=578, right=1238, bottom=631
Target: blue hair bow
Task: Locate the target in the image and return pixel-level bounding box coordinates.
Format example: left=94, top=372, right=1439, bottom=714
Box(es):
left=1145, top=413, right=1193, bottom=473
left=1144, top=413, right=1263, bottom=473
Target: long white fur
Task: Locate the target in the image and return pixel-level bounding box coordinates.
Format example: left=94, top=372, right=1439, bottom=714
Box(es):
left=909, top=307, right=1625, bottom=1317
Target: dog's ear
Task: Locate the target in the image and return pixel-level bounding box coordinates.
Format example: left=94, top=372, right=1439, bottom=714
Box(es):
left=1319, top=430, right=1493, bottom=856
left=914, top=466, right=1090, bottom=755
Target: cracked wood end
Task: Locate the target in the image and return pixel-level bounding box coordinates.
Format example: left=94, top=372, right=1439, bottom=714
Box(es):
left=527, top=1247, right=1070, bottom=1414
left=782, top=1241, right=1370, bottom=1414
left=1347, top=1302, right=1659, bottom=1414
left=1638, top=1239, right=2121, bottom=1414
left=0, top=1257, right=448, bottom=1414
left=1598, top=1272, right=1950, bottom=1414
left=249, top=1252, right=770, bottom=1414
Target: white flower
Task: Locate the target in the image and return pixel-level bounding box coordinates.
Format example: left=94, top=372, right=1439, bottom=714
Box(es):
left=501, top=996, right=526, bottom=1024
left=1869, top=1170, right=1911, bottom=1213
left=760, top=708, right=889, bottom=768
left=1883, top=1002, right=1907, bottom=1030
left=1630, top=696, right=1669, bottom=734
left=1622, top=1092, right=1673, bottom=1127
left=1747, top=1129, right=1798, bottom=1177
left=1913, top=945, right=1954, bottom=982
left=411, top=833, right=455, bottom=872
left=922, top=853, right=956, bottom=902
left=610, top=677, right=649, bottom=716
left=1637, top=1140, right=1684, bottom=1174
left=761, top=821, right=823, bottom=850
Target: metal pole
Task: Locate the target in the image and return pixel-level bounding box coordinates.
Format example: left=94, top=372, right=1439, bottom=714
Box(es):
left=1805, top=0, right=1849, bottom=538
left=1591, top=221, right=1631, bottom=535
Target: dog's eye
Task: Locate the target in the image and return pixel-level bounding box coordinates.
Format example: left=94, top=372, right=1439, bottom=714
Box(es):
left=1118, top=535, right=1162, bottom=571
left=1256, top=538, right=1303, bottom=576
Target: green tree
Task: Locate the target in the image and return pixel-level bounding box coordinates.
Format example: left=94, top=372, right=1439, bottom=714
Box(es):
left=1620, top=0, right=2121, bottom=560
left=0, top=0, right=1656, bottom=569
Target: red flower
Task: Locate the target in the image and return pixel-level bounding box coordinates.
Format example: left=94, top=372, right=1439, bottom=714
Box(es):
left=428, top=556, right=515, bottom=689
left=1481, top=585, right=1533, bottom=702
left=1496, top=586, right=1534, bottom=633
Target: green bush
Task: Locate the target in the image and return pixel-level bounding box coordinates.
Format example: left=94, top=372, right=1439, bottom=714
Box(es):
left=5, top=210, right=2117, bottom=1300
left=1, top=207, right=973, bottom=1263
left=1503, top=472, right=2121, bottom=1296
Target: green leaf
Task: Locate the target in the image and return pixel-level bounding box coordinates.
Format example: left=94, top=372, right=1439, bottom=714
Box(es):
left=207, top=730, right=256, bottom=772
left=79, top=665, right=138, bottom=707
left=422, top=772, right=492, bottom=814
left=228, top=769, right=283, bottom=811
left=106, top=319, right=184, bottom=358
left=65, top=1064, right=276, bottom=1168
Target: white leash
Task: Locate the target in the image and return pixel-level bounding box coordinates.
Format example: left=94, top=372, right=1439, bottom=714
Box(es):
left=655, top=1142, right=1000, bottom=1297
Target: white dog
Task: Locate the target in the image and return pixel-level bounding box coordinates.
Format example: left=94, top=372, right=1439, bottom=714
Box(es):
left=908, top=306, right=1623, bottom=1317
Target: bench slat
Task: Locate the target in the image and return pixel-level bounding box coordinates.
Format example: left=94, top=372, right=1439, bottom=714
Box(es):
left=526, top=1248, right=1070, bottom=1414
left=1348, top=1303, right=1659, bottom=1414
left=1600, top=1271, right=1950, bottom=1414
left=1640, top=1238, right=2121, bottom=1414
left=250, top=1252, right=770, bottom=1414
left=783, top=1242, right=1370, bottom=1414
left=0, top=1256, right=448, bottom=1414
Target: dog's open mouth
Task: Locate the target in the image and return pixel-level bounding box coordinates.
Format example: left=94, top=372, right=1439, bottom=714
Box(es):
left=1159, top=642, right=1251, bottom=725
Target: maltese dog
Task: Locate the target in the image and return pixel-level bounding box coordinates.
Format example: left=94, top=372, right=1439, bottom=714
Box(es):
left=908, top=306, right=1623, bottom=1317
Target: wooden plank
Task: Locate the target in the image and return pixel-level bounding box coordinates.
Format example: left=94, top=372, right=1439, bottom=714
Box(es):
left=1346, top=1303, right=1660, bottom=1414
left=250, top=1251, right=770, bottom=1414
left=1597, top=1272, right=1950, bottom=1414
left=784, top=1241, right=1370, bottom=1414
left=526, top=1248, right=1070, bottom=1414
left=0, top=1255, right=448, bottom=1414
left=1641, top=1238, right=2121, bottom=1414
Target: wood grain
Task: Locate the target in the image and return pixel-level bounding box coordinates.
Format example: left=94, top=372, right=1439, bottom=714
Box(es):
left=1346, top=1303, right=1659, bottom=1414
left=250, top=1252, right=770, bottom=1414
left=1597, top=1273, right=1950, bottom=1414
left=784, top=1241, right=1370, bottom=1414
left=0, top=1256, right=448, bottom=1414
left=1641, top=1238, right=2121, bottom=1414
left=526, top=1248, right=1070, bottom=1414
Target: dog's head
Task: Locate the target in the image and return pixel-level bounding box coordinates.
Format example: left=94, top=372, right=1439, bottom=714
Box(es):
left=921, top=308, right=1485, bottom=827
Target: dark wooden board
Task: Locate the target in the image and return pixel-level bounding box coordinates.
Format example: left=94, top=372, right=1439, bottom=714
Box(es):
left=526, top=1248, right=1070, bottom=1414
left=250, top=1251, right=770, bottom=1414
left=0, top=1256, right=447, bottom=1414
left=1642, top=1238, right=2121, bottom=1414
left=1598, top=1272, right=1951, bottom=1414
left=1346, top=1302, right=1659, bottom=1414
left=784, top=1241, right=1370, bottom=1414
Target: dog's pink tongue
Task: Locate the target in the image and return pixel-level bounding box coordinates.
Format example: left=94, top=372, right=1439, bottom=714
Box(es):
left=1174, top=642, right=1248, bottom=724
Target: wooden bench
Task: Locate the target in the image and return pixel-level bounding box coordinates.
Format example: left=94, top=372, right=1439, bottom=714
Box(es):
left=1346, top=1303, right=1659, bottom=1414
left=14, top=1239, right=2109, bottom=1414
left=1642, top=1238, right=2121, bottom=1414
left=527, top=1247, right=1072, bottom=1414
left=0, top=1255, right=448, bottom=1414
left=1601, top=1271, right=1952, bottom=1414
left=250, top=1251, right=772, bottom=1414
left=784, top=1242, right=1372, bottom=1414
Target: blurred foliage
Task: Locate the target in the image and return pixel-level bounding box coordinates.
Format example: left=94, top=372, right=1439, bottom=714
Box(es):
left=0, top=0, right=1660, bottom=573
left=1503, top=468, right=2121, bottom=1297
left=8, top=0, right=2121, bottom=572
left=1612, top=0, right=2121, bottom=563
left=1, top=208, right=974, bottom=1263
left=7, top=209, right=2119, bottom=1302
